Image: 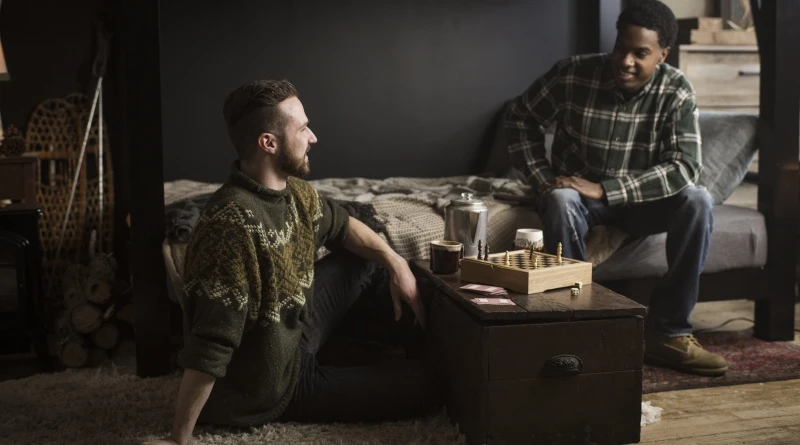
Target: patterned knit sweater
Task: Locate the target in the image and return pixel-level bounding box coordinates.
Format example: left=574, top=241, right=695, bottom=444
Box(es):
left=178, top=162, right=350, bottom=427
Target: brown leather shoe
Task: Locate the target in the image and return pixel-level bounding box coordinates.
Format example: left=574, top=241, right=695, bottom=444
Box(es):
left=644, top=333, right=729, bottom=376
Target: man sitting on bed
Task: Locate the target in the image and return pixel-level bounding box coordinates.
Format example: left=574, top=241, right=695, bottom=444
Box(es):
left=144, top=80, right=435, bottom=445
left=504, top=0, right=728, bottom=376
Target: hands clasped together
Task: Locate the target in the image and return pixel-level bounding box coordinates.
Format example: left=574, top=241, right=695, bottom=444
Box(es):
left=538, top=176, right=606, bottom=201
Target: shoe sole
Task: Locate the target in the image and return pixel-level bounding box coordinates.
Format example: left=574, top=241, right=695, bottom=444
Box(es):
left=644, top=355, right=728, bottom=377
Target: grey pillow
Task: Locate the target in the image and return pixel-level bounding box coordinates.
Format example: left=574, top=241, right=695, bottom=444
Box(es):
left=696, top=111, right=758, bottom=204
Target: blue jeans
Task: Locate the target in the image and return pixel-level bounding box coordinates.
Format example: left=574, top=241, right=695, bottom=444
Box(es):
left=279, top=251, right=437, bottom=422
left=536, top=186, right=714, bottom=336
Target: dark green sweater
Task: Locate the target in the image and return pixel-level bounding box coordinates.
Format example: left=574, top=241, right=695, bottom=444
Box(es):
left=178, top=163, right=350, bottom=427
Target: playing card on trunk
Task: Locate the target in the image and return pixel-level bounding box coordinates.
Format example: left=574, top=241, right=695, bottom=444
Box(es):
left=471, top=297, right=516, bottom=305
left=459, top=283, right=508, bottom=296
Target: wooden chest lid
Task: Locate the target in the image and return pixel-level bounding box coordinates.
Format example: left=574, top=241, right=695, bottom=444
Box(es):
left=412, top=260, right=646, bottom=322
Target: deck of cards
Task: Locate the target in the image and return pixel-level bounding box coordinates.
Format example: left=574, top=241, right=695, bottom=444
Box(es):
left=471, top=297, right=515, bottom=305
left=459, top=283, right=508, bottom=296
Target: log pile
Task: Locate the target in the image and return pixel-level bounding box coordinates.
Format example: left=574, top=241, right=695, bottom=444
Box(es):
left=56, top=253, right=135, bottom=368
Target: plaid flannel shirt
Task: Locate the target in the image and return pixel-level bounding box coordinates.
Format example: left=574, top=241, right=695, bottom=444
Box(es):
left=505, top=53, right=702, bottom=207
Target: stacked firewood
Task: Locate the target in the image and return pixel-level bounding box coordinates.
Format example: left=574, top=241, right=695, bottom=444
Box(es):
left=56, top=253, right=135, bottom=368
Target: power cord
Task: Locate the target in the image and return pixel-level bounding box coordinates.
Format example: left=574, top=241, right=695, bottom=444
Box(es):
left=693, top=317, right=800, bottom=335
left=693, top=317, right=754, bottom=335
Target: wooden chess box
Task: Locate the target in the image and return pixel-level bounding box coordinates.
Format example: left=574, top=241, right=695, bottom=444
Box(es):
left=461, top=249, right=592, bottom=294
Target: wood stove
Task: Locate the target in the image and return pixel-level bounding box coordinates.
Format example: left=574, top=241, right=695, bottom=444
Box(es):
left=0, top=206, right=48, bottom=362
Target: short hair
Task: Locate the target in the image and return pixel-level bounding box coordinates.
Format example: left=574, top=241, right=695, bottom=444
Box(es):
left=616, top=0, right=678, bottom=49
left=222, top=79, right=298, bottom=159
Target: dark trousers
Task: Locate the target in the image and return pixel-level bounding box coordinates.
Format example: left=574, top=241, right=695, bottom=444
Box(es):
left=279, top=251, right=437, bottom=422
left=536, top=186, right=714, bottom=336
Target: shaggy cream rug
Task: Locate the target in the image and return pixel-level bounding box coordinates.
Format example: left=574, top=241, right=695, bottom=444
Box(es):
left=0, top=365, right=464, bottom=445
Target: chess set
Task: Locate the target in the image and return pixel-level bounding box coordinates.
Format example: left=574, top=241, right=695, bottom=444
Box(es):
left=460, top=240, right=593, bottom=295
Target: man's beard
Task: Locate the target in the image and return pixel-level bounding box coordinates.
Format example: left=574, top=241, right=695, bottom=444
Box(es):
left=277, top=142, right=310, bottom=177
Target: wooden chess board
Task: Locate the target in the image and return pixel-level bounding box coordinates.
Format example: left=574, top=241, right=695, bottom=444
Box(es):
left=460, top=249, right=592, bottom=294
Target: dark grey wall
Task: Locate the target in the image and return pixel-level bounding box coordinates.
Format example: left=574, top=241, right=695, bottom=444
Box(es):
left=0, top=0, right=101, bottom=131
left=160, top=0, right=580, bottom=182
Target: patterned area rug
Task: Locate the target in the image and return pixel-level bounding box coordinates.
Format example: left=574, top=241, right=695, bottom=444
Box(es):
left=643, top=330, right=800, bottom=394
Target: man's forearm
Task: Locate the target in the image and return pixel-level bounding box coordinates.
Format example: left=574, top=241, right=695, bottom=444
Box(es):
left=170, top=369, right=216, bottom=445
left=343, top=217, right=405, bottom=272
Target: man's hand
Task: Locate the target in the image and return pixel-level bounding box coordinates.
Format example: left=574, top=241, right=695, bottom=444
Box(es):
left=536, top=177, right=559, bottom=197
left=141, top=438, right=181, bottom=445
left=144, top=369, right=215, bottom=445
left=343, top=217, right=427, bottom=328
left=388, top=258, right=426, bottom=329
left=557, top=176, right=605, bottom=200
left=544, top=176, right=605, bottom=200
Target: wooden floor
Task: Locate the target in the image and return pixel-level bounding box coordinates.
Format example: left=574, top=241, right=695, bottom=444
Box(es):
left=639, top=299, right=800, bottom=444
left=641, top=379, right=800, bottom=444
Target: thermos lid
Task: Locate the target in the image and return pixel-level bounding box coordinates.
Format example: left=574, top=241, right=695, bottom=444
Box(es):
left=448, top=192, right=487, bottom=210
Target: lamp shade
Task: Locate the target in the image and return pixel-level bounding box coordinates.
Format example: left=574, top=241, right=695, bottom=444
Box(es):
left=0, top=36, right=7, bottom=81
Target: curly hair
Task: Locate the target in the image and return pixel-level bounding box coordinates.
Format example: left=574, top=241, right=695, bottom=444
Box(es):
left=617, top=0, right=678, bottom=49
left=222, top=80, right=299, bottom=159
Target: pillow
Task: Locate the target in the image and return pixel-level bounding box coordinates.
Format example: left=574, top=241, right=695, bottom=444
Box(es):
left=695, top=111, right=759, bottom=204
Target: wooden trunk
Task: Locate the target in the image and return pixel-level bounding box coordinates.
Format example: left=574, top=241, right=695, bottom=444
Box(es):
left=70, top=303, right=103, bottom=334
left=62, top=264, right=89, bottom=309
left=59, top=335, right=88, bottom=368
left=413, top=260, right=645, bottom=445
left=93, top=322, right=120, bottom=350
left=85, top=254, right=117, bottom=304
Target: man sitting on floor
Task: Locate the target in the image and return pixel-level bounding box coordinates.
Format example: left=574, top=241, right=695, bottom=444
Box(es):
left=504, top=0, right=728, bottom=376
left=144, top=80, right=436, bottom=445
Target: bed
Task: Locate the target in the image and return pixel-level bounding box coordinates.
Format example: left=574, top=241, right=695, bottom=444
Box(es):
left=122, top=0, right=799, bottom=378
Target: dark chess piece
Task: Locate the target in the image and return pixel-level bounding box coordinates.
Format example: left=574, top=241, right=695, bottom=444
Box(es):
left=0, top=125, right=25, bottom=157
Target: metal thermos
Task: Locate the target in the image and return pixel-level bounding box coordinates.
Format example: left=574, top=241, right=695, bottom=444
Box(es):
left=444, top=192, right=488, bottom=258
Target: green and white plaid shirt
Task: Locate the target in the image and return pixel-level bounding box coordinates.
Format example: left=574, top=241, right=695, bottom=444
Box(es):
left=505, top=53, right=701, bottom=206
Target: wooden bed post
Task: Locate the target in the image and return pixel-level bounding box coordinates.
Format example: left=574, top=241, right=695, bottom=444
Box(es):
left=119, top=0, right=172, bottom=376
left=753, top=0, right=800, bottom=341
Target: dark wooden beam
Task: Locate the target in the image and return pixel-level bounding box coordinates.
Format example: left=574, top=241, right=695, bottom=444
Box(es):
left=575, top=0, right=623, bottom=55
left=752, top=0, right=800, bottom=341
left=576, top=0, right=600, bottom=54
left=119, top=0, right=172, bottom=376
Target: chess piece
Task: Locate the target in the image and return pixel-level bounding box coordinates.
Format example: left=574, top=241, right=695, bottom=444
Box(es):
left=478, top=240, right=483, bottom=259
left=504, top=251, right=510, bottom=266
left=484, top=243, right=489, bottom=261
left=529, top=247, right=535, bottom=262
left=533, top=254, right=538, bottom=269
left=557, top=242, right=563, bottom=265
